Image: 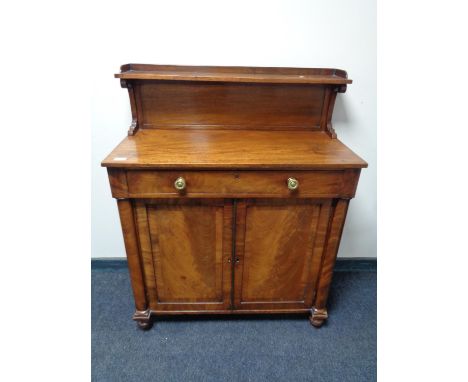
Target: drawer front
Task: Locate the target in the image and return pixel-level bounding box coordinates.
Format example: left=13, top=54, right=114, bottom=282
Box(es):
left=121, top=170, right=360, bottom=198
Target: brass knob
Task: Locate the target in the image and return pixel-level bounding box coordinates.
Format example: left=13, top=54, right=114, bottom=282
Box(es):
left=287, top=177, right=299, bottom=191
left=174, top=177, right=186, bottom=191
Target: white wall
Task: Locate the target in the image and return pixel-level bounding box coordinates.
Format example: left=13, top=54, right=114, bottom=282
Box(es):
left=91, top=0, right=376, bottom=258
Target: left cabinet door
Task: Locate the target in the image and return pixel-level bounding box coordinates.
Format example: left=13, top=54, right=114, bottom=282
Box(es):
left=134, top=198, right=233, bottom=313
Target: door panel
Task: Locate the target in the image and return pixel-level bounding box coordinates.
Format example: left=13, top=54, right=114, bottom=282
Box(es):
left=234, top=199, right=332, bottom=310
left=135, top=199, right=232, bottom=311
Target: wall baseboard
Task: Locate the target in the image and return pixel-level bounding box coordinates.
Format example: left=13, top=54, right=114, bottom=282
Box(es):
left=91, top=257, right=376, bottom=272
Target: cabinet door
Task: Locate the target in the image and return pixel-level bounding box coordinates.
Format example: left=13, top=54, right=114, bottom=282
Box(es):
left=134, top=199, right=233, bottom=312
left=233, top=199, right=332, bottom=311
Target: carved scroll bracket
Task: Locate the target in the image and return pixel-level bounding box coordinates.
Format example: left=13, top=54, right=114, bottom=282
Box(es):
left=336, top=85, right=347, bottom=93
left=120, top=79, right=130, bottom=88
left=326, top=122, right=337, bottom=139
left=120, top=80, right=140, bottom=136
left=128, top=119, right=138, bottom=136
left=324, top=86, right=346, bottom=138
left=322, top=82, right=349, bottom=139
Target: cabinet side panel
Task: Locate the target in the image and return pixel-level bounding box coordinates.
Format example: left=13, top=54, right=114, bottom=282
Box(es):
left=116, top=200, right=147, bottom=311
left=134, top=202, right=159, bottom=309
left=314, top=199, right=350, bottom=309
left=303, top=201, right=333, bottom=305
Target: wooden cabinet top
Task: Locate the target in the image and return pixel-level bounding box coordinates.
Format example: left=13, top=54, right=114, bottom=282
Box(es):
left=102, top=130, right=366, bottom=170
left=102, top=64, right=366, bottom=170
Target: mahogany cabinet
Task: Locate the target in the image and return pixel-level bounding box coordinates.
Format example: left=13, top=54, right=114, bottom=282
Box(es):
left=102, top=64, right=367, bottom=329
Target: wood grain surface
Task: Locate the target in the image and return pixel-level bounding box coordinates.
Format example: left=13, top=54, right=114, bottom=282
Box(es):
left=135, top=199, right=232, bottom=311
left=136, top=81, right=325, bottom=130
left=124, top=170, right=357, bottom=199
left=102, top=130, right=367, bottom=170
left=115, top=64, right=352, bottom=85
left=233, top=199, right=331, bottom=311
left=103, top=64, right=366, bottom=329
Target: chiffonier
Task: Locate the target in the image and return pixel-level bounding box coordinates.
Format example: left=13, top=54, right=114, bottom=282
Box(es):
left=102, top=64, right=367, bottom=330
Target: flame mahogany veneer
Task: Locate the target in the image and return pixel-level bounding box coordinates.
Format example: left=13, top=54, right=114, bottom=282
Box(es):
left=102, top=64, right=367, bottom=330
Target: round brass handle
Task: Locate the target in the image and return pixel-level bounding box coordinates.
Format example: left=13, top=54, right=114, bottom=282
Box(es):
left=174, top=177, right=186, bottom=191
left=287, top=177, right=299, bottom=191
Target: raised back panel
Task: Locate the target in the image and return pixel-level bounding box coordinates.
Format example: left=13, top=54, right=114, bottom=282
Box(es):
left=118, top=64, right=351, bottom=137
left=135, top=80, right=325, bottom=130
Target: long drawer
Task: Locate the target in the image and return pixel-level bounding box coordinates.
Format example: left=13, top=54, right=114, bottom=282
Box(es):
left=107, top=169, right=361, bottom=198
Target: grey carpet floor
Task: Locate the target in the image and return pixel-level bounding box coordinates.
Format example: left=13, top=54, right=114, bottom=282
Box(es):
left=92, top=268, right=376, bottom=382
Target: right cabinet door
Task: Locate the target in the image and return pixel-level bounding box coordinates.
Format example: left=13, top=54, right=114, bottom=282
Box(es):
left=233, top=199, right=332, bottom=311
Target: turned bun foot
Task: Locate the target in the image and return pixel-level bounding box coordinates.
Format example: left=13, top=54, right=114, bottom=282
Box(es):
left=309, top=307, right=328, bottom=328
left=309, top=316, right=325, bottom=327
left=133, top=309, right=153, bottom=330
left=137, top=320, right=153, bottom=330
